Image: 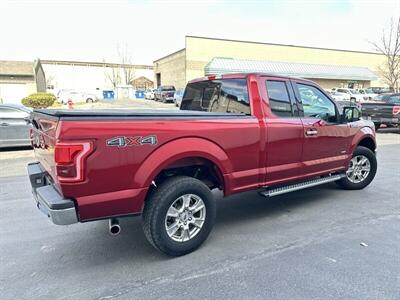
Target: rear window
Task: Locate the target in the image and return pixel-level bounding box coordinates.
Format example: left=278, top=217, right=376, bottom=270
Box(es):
left=161, top=86, right=175, bottom=91
left=181, top=79, right=250, bottom=114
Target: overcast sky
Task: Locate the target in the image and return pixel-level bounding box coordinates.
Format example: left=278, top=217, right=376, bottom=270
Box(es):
left=1, top=0, right=399, bottom=64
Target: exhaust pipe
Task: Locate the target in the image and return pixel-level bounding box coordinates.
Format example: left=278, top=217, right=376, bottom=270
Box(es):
left=109, top=218, right=121, bottom=236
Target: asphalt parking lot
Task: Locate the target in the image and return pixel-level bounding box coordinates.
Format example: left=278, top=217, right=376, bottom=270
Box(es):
left=0, top=132, right=399, bottom=300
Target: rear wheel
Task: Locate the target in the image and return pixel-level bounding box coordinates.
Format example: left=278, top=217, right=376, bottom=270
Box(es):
left=86, top=98, right=93, bottom=103
left=142, top=176, right=216, bottom=256
left=336, top=146, right=377, bottom=190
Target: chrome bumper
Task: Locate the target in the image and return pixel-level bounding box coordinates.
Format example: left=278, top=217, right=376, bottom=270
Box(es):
left=27, top=162, right=78, bottom=225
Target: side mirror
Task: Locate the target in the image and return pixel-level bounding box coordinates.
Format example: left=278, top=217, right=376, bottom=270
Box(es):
left=342, top=106, right=361, bottom=123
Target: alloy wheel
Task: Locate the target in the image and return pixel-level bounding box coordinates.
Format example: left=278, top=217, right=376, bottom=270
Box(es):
left=164, top=194, right=206, bottom=242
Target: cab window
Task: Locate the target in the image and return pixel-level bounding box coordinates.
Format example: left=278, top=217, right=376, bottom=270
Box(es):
left=297, top=83, right=337, bottom=122
left=265, top=80, right=293, bottom=117
left=181, top=79, right=250, bottom=114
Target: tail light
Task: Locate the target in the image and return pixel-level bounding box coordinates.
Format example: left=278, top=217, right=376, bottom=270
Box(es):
left=54, top=142, right=93, bottom=182
left=393, top=106, right=400, bottom=115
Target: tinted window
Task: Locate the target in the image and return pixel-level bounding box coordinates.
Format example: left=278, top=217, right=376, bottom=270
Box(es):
left=181, top=79, right=250, bottom=114
left=388, top=95, right=400, bottom=104
left=266, top=80, right=292, bottom=117
left=297, top=84, right=337, bottom=122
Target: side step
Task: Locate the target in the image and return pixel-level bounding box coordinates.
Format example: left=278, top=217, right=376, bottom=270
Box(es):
left=260, top=174, right=345, bottom=197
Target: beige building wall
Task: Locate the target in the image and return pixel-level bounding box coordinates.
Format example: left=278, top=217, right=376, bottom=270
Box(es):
left=154, top=49, right=186, bottom=89
left=185, top=36, right=386, bottom=86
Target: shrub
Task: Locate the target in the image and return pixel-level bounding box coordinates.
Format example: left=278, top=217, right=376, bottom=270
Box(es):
left=21, top=93, right=56, bottom=109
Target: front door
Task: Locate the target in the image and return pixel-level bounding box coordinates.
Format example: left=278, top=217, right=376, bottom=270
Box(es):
left=261, top=77, right=304, bottom=186
left=293, top=81, right=351, bottom=177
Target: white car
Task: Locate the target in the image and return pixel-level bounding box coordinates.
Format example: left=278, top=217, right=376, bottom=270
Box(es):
left=58, top=91, right=98, bottom=104
left=330, top=91, right=350, bottom=101
left=336, top=88, right=365, bottom=102
left=144, top=89, right=156, bottom=100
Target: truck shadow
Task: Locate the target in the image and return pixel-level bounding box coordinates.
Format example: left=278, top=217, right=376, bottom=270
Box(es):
left=214, top=183, right=339, bottom=226
left=59, top=183, right=344, bottom=266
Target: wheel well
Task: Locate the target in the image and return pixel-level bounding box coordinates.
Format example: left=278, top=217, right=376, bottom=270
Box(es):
left=358, top=137, right=376, bottom=152
left=150, top=157, right=224, bottom=193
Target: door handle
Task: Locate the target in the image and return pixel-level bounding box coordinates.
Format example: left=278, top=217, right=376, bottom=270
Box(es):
left=305, top=129, right=318, bottom=136
left=0, top=122, right=9, bottom=126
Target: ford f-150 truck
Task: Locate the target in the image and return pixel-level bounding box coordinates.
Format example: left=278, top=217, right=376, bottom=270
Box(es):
left=361, top=93, right=400, bottom=130
left=27, top=73, right=377, bottom=256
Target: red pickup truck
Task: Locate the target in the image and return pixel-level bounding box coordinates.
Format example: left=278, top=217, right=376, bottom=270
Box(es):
left=28, top=73, right=377, bottom=256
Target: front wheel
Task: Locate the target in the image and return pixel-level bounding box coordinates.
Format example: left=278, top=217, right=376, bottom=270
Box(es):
left=142, top=176, right=216, bottom=256
left=336, top=146, right=377, bottom=190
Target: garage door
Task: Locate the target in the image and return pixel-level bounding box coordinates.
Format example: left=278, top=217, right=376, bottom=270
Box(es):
left=0, top=84, right=28, bottom=104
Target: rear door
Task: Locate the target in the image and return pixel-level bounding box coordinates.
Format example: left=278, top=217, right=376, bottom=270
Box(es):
left=293, top=81, right=351, bottom=177
left=261, top=77, right=304, bottom=185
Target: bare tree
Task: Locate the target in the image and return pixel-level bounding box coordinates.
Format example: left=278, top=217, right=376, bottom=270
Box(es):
left=117, top=43, right=135, bottom=85
left=105, top=65, right=120, bottom=88
left=370, top=17, right=400, bottom=92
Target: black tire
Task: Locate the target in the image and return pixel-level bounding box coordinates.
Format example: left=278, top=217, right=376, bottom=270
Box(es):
left=142, top=176, right=216, bottom=256
left=374, top=123, right=381, bottom=130
left=336, top=146, right=377, bottom=190
left=86, top=98, right=93, bottom=103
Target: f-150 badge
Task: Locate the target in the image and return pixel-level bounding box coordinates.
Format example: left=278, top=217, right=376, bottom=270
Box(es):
left=107, top=135, right=157, bottom=147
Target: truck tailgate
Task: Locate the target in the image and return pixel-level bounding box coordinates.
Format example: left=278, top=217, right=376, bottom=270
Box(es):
left=361, top=102, right=393, bottom=119
left=31, top=112, right=59, bottom=182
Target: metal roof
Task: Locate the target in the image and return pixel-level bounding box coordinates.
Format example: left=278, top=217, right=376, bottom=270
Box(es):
left=204, top=57, right=378, bottom=81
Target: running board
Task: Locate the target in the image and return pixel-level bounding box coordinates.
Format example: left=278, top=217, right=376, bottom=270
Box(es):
left=260, top=174, right=346, bottom=197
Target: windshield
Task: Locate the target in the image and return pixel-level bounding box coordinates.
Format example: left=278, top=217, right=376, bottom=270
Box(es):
left=161, top=86, right=175, bottom=91
left=373, top=95, right=384, bottom=101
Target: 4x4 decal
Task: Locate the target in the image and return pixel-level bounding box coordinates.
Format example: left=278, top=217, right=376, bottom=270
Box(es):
left=107, top=135, right=157, bottom=147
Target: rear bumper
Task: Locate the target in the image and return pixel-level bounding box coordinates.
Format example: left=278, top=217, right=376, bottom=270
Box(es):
left=27, top=162, right=78, bottom=225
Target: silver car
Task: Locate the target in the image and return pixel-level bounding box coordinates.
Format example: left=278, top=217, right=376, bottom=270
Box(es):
left=0, top=104, right=32, bottom=148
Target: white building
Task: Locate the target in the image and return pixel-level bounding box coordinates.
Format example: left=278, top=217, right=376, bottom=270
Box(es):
left=42, top=60, right=154, bottom=96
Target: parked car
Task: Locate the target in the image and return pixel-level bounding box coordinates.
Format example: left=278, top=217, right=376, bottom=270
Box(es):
left=0, top=103, right=32, bottom=148
left=330, top=91, right=350, bottom=101
left=144, top=89, right=156, bottom=100
left=336, top=88, right=365, bottom=102
left=363, top=87, right=394, bottom=101
left=361, top=93, right=400, bottom=130
left=154, top=85, right=176, bottom=102
left=334, top=100, right=362, bottom=111
left=58, top=91, right=98, bottom=104
left=28, top=73, right=377, bottom=256
left=366, top=87, right=394, bottom=94
left=174, top=88, right=184, bottom=107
